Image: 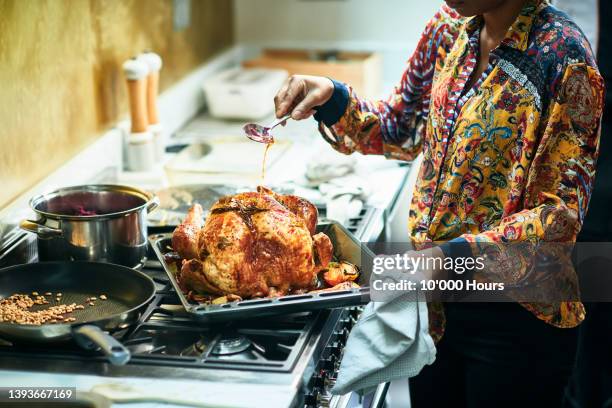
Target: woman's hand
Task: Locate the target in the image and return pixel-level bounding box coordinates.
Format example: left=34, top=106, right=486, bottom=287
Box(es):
left=274, top=75, right=335, bottom=120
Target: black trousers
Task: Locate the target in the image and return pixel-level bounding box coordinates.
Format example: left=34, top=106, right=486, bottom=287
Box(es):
left=563, top=302, right=612, bottom=408
left=410, top=303, right=578, bottom=408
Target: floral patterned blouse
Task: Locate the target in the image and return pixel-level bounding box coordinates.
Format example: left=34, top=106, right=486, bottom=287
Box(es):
left=314, top=0, right=605, bottom=342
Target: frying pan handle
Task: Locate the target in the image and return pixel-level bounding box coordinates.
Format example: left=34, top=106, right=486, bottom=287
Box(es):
left=73, top=325, right=131, bottom=366
left=145, top=194, right=160, bottom=213
left=20, top=219, right=62, bottom=238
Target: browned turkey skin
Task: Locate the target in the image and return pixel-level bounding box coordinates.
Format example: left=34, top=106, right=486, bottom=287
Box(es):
left=172, top=186, right=333, bottom=298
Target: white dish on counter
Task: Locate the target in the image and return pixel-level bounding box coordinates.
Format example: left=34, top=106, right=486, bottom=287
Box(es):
left=202, top=67, right=288, bottom=120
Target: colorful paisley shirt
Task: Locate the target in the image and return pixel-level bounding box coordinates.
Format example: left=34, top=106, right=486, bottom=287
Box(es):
left=314, top=0, right=605, bottom=342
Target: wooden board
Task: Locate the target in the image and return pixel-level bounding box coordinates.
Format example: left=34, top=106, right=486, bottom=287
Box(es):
left=243, top=49, right=382, bottom=99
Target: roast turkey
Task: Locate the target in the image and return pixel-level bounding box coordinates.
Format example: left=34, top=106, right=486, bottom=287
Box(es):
left=172, top=186, right=333, bottom=298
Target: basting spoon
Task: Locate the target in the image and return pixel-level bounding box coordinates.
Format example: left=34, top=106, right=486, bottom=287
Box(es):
left=243, top=114, right=291, bottom=143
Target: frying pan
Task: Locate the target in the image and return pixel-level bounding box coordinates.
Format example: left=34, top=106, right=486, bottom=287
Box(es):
left=0, top=261, right=156, bottom=365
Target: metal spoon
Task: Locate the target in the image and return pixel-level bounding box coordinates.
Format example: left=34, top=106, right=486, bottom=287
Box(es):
left=243, top=114, right=291, bottom=143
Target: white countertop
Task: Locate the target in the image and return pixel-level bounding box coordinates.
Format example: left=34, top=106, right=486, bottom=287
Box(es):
left=0, top=370, right=296, bottom=407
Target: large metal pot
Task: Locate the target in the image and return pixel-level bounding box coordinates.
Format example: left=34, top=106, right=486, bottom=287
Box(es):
left=20, top=185, right=159, bottom=267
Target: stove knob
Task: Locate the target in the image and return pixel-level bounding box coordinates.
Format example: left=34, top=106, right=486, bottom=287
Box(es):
left=340, top=316, right=357, bottom=330
left=334, top=358, right=342, bottom=371
left=339, top=316, right=357, bottom=331
left=349, top=307, right=362, bottom=319
left=304, top=388, right=319, bottom=407
left=325, top=375, right=337, bottom=388
left=332, top=330, right=342, bottom=345
left=321, top=354, right=337, bottom=370
left=327, top=341, right=342, bottom=356
left=313, top=373, right=325, bottom=388
left=336, top=327, right=349, bottom=344
left=317, top=392, right=333, bottom=408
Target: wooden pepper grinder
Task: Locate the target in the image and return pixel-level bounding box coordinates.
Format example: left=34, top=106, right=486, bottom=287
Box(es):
left=122, top=58, right=154, bottom=171
left=139, top=51, right=165, bottom=160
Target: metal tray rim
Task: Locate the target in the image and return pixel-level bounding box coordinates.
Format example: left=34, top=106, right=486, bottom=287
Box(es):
left=148, top=221, right=372, bottom=321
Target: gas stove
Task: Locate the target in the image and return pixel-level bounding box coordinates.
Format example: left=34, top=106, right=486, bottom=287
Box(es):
left=0, top=254, right=365, bottom=405
left=0, top=207, right=386, bottom=407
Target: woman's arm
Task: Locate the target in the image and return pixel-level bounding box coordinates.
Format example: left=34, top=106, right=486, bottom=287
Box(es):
left=317, top=6, right=460, bottom=160
left=273, top=5, right=461, bottom=161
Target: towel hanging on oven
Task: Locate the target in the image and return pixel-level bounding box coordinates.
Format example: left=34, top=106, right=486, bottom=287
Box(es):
left=331, top=289, right=436, bottom=395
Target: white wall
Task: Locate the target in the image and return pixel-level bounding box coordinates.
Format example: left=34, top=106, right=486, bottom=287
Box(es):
left=234, top=0, right=599, bottom=94
left=234, top=0, right=443, bottom=94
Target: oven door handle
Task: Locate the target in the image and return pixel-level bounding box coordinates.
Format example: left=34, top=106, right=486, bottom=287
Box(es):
left=333, top=382, right=390, bottom=408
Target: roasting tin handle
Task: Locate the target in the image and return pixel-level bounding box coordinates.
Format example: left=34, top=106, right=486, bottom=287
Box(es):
left=73, top=325, right=131, bottom=366
left=20, top=219, right=62, bottom=238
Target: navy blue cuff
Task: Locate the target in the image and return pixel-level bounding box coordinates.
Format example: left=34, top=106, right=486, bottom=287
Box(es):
left=438, top=237, right=473, bottom=262
left=438, top=237, right=475, bottom=280
left=313, top=79, right=349, bottom=127
left=437, top=238, right=476, bottom=300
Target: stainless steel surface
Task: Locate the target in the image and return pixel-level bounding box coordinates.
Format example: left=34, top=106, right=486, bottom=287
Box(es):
left=348, top=207, right=384, bottom=243
left=316, top=372, right=390, bottom=408
left=149, top=221, right=373, bottom=322
left=328, top=382, right=390, bottom=408
left=330, top=393, right=353, bottom=408
left=302, top=306, right=366, bottom=408
left=0, top=224, right=22, bottom=252
left=20, top=184, right=159, bottom=267
left=0, top=231, right=36, bottom=268
left=148, top=184, right=241, bottom=228
left=317, top=205, right=382, bottom=244
left=371, top=382, right=390, bottom=408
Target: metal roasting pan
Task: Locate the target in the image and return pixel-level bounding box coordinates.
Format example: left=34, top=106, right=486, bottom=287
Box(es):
left=149, top=221, right=373, bottom=322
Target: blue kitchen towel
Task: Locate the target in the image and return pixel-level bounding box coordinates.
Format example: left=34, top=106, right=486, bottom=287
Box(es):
left=331, top=289, right=436, bottom=395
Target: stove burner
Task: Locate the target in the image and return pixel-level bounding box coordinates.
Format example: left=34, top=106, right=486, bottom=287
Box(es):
left=211, top=336, right=252, bottom=356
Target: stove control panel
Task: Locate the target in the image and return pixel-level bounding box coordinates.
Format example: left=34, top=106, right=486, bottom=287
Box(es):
left=303, top=306, right=362, bottom=408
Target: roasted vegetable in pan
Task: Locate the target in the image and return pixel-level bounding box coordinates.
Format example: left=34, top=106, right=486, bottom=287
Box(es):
left=321, top=261, right=360, bottom=287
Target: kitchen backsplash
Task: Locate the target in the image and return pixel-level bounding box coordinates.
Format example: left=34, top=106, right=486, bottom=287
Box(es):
left=0, top=0, right=234, bottom=209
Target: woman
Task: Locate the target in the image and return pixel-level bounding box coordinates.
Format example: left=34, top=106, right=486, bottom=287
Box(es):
left=274, top=0, right=604, bottom=406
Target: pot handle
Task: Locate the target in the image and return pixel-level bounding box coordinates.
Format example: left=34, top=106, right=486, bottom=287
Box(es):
left=73, top=325, right=131, bottom=366
left=20, top=219, right=62, bottom=238
left=145, top=194, right=160, bottom=214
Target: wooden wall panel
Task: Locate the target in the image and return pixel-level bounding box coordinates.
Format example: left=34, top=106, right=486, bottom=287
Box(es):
left=0, top=0, right=234, bottom=208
